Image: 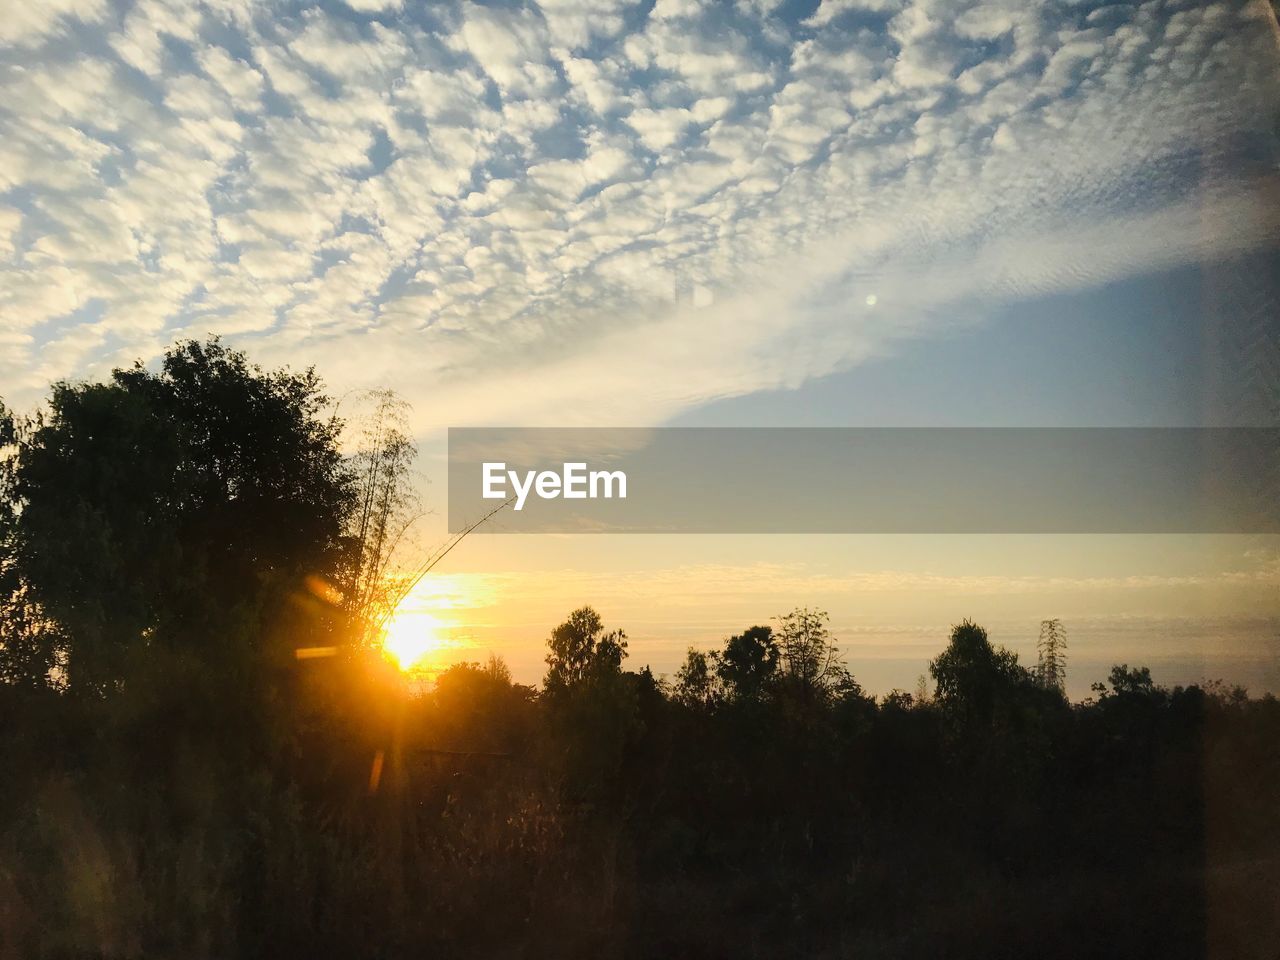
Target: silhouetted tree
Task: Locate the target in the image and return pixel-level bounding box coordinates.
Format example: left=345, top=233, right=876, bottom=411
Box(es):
left=674, top=648, right=718, bottom=708
left=929, top=619, right=1030, bottom=729
left=0, top=576, right=63, bottom=690
left=881, top=689, right=914, bottom=711
left=715, top=624, right=778, bottom=701
left=4, top=338, right=355, bottom=698
left=427, top=655, right=535, bottom=755
left=1098, top=663, right=1157, bottom=698
left=773, top=607, right=854, bottom=705
left=1037, top=618, right=1068, bottom=693
left=0, top=404, right=63, bottom=688
left=543, top=606, right=628, bottom=696
left=542, top=607, right=637, bottom=802
left=341, top=389, right=421, bottom=645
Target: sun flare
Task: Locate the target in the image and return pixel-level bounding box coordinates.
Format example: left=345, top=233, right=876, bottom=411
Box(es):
left=378, top=575, right=486, bottom=672
left=381, top=609, right=444, bottom=672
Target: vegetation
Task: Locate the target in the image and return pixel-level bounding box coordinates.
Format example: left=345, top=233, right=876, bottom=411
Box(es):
left=0, top=341, right=1276, bottom=959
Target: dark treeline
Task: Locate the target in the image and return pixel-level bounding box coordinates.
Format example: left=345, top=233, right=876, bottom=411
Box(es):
left=1, top=340, right=1277, bottom=959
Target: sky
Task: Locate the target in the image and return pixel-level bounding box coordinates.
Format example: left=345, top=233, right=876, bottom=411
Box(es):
left=2, top=0, right=1279, bottom=696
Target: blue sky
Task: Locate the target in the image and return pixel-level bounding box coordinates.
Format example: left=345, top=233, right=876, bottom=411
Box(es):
left=675, top=247, right=1280, bottom=428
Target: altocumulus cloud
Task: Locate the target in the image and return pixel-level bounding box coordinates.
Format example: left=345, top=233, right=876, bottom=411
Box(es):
left=0, top=0, right=1278, bottom=425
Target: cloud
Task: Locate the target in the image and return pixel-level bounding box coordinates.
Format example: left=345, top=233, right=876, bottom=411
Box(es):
left=342, top=0, right=403, bottom=11
left=805, top=0, right=904, bottom=28
left=0, top=0, right=109, bottom=46
left=536, top=0, right=640, bottom=50
left=197, top=45, right=265, bottom=104
left=484, top=553, right=1280, bottom=605
left=0, top=0, right=1277, bottom=431
left=446, top=4, right=556, bottom=98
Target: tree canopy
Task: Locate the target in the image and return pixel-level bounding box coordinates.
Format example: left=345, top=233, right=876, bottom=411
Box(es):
left=2, top=338, right=355, bottom=694
left=929, top=618, right=1033, bottom=728
left=543, top=605, right=628, bottom=695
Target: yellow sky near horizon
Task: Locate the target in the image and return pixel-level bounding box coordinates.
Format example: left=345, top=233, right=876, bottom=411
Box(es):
left=385, top=530, right=1280, bottom=698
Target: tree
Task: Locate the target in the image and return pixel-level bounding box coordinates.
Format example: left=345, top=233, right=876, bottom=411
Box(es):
left=340, top=390, right=421, bottom=646
left=428, top=655, right=535, bottom=754
left=1095, top=663, right=1157, bottom=699
left=542, top=607, right=636, bottom=802
left=881, top=689, right=915, bottom=711
left=929, top=619, right=1030, bottom=728
left=0, top=403, right=63, bottom=688
left=0, top=576, right=64, bottom=689
left=674, top=648, right=718, bottom=708
left=716, top=625, right=778, bottom=701
left=543, top=606, right=628, bottom=696
left=914, top=673, right=930, bottom=704
left=1036, top=618, right=1067, bottom=693
left=773, top=607, right=853, bottom=704
left=5, top=338, right=355, bottom=695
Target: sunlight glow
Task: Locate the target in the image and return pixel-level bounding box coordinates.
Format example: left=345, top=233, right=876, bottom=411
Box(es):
left=382, top=609, right=445, bottom=672
left=379, top=575, right=490, bottom=673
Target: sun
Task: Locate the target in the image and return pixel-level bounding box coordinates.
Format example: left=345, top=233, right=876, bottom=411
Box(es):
left=379, top=574, right=482, bottom=673
left=381, top=608, right=444, bottom=672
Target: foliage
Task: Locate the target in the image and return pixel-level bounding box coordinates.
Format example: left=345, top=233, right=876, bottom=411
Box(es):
left=716, top=624, right=778, bottom=701
left=543, top=605, right=628, bottom=696
left=426, top=655, right=537, bottom=755
left=773, top=607, right=858, bottom=707
left=340, top=389, right=421, bottom=646
left=1098, top=662, right=1157, bottom=698
left=1037, top=617, right=1068, bottom=692
left=0, top=404, right=63, bottom=688
left=541, top=607, right=638, bottom=804
left=929, top=618, right=1032, bottom=728
left=673, top=648, right=718, bottom=707
left=2, top=338, right=354, bottom=697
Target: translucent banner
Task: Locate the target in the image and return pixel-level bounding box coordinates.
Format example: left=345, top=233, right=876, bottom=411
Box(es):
left=448, top=428, right=1280, bottom=534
